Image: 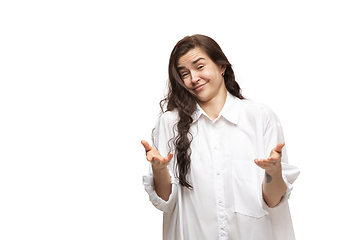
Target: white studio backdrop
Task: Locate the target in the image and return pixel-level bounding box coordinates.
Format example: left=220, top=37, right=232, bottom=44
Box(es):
left=0, top=0, right=359, bottom=239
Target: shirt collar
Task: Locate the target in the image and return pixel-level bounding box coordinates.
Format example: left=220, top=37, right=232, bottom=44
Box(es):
left=192, top=92, right=241, bottom=124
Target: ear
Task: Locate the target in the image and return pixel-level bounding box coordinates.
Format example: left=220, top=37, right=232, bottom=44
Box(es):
left=220, top=65, right=226, bottom=75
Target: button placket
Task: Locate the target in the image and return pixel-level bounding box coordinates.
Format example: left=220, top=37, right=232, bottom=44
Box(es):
left=211, top=123, right=228, bottom=239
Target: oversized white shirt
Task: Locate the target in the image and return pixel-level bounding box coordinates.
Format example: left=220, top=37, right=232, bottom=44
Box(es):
left=143, top=92, right=300, bottom=240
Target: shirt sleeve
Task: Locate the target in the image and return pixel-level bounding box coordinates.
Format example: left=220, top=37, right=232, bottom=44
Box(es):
left=262, top=106, right=300, bottom=207
left=143, top=169, right=178, bottom=213
left=142, top=111, right=179, bottom=213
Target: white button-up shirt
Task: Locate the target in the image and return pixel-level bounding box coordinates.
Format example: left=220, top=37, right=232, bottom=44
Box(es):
left=143, top=92, right=300, bottom=240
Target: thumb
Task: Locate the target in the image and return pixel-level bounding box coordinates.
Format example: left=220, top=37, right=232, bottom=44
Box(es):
left=274, top=142, right=285, bottom=153
left=141, top=140, right=152, bottom=152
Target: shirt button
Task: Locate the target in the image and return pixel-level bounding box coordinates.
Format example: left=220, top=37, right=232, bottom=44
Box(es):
left=216, top=171, right=220, bottom=175
left=220, top=224, right=226, bottom=230
left=218, top=199, right=223, bottom=203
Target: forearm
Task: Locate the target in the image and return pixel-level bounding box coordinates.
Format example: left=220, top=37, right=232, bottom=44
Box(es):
left=152, top=166, right=172, bottom=201
left=262, top=167, right=287, bottom=208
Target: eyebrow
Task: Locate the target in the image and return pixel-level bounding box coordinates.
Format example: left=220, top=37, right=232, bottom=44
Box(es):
left=178, top=57, right=206, bottom=70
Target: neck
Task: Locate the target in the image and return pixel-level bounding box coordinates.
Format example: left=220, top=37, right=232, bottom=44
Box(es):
left=198, top=87, right=227, bottom=121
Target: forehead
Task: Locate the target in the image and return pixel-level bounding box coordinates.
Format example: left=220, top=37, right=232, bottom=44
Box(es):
left=177, top=47, right=208, bottom=67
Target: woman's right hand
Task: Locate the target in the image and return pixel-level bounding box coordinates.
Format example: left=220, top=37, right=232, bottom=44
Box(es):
left=141, top=140, right=173, bottom=201
left=141, top=140, right=174, bottom=170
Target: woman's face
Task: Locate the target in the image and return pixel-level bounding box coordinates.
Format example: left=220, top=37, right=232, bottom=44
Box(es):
left=177, top=47, right=226, bottom=104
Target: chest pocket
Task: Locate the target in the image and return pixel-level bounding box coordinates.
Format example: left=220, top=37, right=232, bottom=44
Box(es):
left=232, top=160, right=268, bottom=218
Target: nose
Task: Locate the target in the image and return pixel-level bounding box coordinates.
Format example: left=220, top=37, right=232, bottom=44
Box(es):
left=190, top=71, right=201, bottom=83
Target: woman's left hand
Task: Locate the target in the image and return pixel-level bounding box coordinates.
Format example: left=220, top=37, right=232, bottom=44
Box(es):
left=254, top=142, right=285, bottom=174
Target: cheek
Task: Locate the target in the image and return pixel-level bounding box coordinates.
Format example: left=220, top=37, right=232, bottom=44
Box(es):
left=210, top=70, right=223, bottom=84
left=183, top=78, right=193, bottom=90
left=203, top=68, right=218, bottom=81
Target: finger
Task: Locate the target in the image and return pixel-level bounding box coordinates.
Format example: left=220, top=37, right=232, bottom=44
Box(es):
left=254, top=159, right=269, bottom=168
left=153, top=155, right=171, bottom=166
left=153, top=152, right=173, bottom=162
left=255, top=158, right=266, bottom=163
left=258, top=157, right=278, bottom=165
left=274, top=142, right=285, bottom=153
left=267, top=156, right=278, bottom=163
left=255, top=158, right=268, bottom=165
left=141, top=140, right=152, bottom=152
left=147, top=154, right=155, bottom=162
left=255, top=159, right=276, bottom=169
left=166, top=152, right=174, bottom=162
left=256, top=157, right=272, bottom=162
left=150, top=155, right=164, bottom=163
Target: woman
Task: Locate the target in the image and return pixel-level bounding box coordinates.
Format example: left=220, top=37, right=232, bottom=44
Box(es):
left=141, top=35, right=300, bottom=240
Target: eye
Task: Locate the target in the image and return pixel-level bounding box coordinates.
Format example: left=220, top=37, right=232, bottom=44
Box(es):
left=181, top=72, right=189, bottom=78
left=197, top=65, right=204, bottom=70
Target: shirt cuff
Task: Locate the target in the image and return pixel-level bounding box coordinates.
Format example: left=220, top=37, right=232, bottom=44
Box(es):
left=143, top=170, right=178, bottom=212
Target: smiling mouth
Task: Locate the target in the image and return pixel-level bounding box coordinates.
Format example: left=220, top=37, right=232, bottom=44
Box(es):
left=194, top=83, right=207, bottom=91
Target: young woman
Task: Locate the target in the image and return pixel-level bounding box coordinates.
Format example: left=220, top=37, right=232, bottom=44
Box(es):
left=141, top=35, right=300, bottom=240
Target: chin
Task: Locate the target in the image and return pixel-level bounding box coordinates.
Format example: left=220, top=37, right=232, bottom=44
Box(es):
left=195, top=93, right=211, bottom=103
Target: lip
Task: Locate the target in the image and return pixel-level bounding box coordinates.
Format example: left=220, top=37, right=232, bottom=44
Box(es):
left=193, top=82, right=207, bottom=91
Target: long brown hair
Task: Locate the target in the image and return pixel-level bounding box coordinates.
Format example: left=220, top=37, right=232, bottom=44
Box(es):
left=161, top=34, right=245, bottom=189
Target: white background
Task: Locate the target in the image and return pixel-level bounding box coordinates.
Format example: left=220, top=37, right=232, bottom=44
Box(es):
left=1, top=0, right=359, bottom=239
